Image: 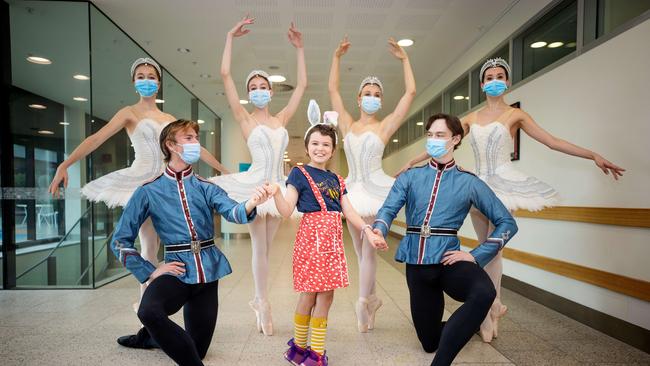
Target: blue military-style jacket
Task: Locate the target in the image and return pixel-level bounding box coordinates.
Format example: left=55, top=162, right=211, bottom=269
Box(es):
left=373, top=159, right=517, bottom=267
left=111, top=165, right=256, bottom=284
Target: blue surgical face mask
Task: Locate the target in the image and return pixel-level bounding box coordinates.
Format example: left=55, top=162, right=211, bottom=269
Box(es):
left=426, top=138, right=451, bottom=159
left=482, top=79, right=508, bottom=97
left=134, top=79, right=159, bottom=97
left=249, top=89, right=271, bottom=108
left=360, top=96, right=381, bottom=115
left=175, top=143, right=201, bottom=164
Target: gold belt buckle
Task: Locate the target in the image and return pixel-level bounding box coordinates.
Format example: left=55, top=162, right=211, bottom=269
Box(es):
left=420, top=225, right=431, bottom=238
left=190, top=240, right=201, bottom=254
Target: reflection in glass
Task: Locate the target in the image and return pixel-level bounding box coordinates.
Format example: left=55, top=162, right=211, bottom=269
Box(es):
left=449, top=76, right=470, bottom=117
left=522, top=0, right=577, bottom=79
left=597, top=0, right=650, bottom=37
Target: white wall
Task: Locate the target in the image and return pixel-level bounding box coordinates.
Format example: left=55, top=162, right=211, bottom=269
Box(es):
left=383, top=6, right=650, bottom=329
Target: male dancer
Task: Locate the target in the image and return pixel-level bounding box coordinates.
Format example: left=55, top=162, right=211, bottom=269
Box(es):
left=372, top=113, right=518, bottom=366
left=111, top=119, right=270, bottom=365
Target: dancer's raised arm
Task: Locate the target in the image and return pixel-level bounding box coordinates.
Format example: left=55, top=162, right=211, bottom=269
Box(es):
left=378, top=38, right=416, bottom=138
left=276, top=22, right=307, bottom=126
left=328, top=36, right=355, bottom=135
left=221, top=15, right=255, bottom=123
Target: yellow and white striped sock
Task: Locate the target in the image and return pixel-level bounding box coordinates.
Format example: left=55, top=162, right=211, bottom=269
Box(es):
left=309, top=317, right=328, bottom=355
left=294, top=313, right=311, bottom=349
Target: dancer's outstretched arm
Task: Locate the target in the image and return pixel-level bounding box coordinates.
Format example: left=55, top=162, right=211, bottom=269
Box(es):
left=328, top=36, right=355, bottom=135
left=515, top=109, right=625, bottom=179
left=277, top=22, right=307, bottom=126
left=48, top=107, right=131, bottom=197
left=221, top=15, right=255, bottom=123
left=379, top=38, right=416, bottom=138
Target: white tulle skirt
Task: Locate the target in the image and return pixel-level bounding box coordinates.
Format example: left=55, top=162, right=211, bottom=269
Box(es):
left=345, top=170, right=395, bottom=218
left=479, top=163, right=558, bottom=212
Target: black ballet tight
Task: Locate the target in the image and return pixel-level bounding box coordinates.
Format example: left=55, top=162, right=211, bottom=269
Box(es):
left=137, top=275, right=219, bottom=366
left=406, top=261, right=496, bottom=366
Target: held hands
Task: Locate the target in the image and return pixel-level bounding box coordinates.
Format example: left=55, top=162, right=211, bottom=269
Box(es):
left=441, top=251, right=476, bottom=266
left=229, top=15, right=254, bottom=37
left=593, top=154, right=625, bottom=180
left=287, top=22, right=303, bottom=48
left=48, top=165, right=69, bottom=199
left=334, top=35, right=350, bottom=58
left=150, top=261, right=185, bottom=281
left=249, top=185, right=272, bottom=207
left=263, top=182, right=281, bottom=197
left=387, top=37, right=407, bottom=60
left=366, top=228, right=389, bottom=251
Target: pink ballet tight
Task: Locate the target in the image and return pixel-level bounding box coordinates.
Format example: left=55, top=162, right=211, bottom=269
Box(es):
left=346, top=216, right=378, bottom=299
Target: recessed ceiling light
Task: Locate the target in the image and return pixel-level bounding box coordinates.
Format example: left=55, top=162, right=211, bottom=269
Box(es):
left=197, top=119, right=205, bottom=124
left=239, top=99, right=249, bottom=105
left=530, top=41, right=547, bottom=48
left=177, top=48, right=190, bottom=53
left=393, top=139, right=399, bottom=143
left=268, top=65, right=280, bottom=70
left=27, top=56, right=52, bottom=65
left=283, top=158, right=291, bottom=162
left=199, top=74, right=211, bottom=79
left=73, top=74, right=90, bottom=80
left=38, top=130, right=54, bottom=135
left=416, top=121, right=424, bottom=126
left=565, top=42, right=577, bottom=48
left=296, top=162, right=303, bottom=166
left=73, top=97, right=88, bottom=101
left=59, top=122, right=70, bottom=126
left=210, top=131, right=215, bottom=135
left=269, top=75, right=286, bottom=83
left=465, top=96, right=470, bottom=100
left=29, top=104, right=47, bottom=109
left=397, top=39, right=414, bottom=47
left=547, top=42, right=564, bottom=48
left=155, top=99, right=165, bottom=104
left=453, top=95, right=465, bottom=100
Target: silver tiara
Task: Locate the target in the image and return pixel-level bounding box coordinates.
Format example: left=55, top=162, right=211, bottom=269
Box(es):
left=358, top=76, right=383, bottom=94
left=479, top=58, right=511, bottom=80
left=246, top=69, right=272, bottom=89
left=130, top=58, right=161, bottom=79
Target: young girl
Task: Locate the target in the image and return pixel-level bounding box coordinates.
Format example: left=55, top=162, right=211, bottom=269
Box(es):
left=269, top=101, right=387, bottom=366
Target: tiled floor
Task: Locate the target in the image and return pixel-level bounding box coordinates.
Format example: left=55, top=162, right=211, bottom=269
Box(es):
left=1, top=220, right=649, bottom=365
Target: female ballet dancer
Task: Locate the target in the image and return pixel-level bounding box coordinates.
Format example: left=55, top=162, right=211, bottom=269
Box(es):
left=398, top=57, right=624, bottom=342
left=209, top=16, right=307, bottom=336
left=48, top=57, right=228, bottom=348
left=328, top=35, right=416, bottom=332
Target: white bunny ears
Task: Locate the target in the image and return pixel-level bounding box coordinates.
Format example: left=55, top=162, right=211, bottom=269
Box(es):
left=304, top=99, right=339, bottom=141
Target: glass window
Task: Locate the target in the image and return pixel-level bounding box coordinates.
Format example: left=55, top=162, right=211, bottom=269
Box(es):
left=448, top=76, right=470, bottom=117
left=407, top=109, right=423, bottom=144
left=521, top=0, right=577, bottom=79
left=597, top=0, right=650, bottom=37
left=197, top=101, right=220, bottom=178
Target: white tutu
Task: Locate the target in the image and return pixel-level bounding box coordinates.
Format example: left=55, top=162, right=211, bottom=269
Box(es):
left=470, top=122, right=558, bottom=212
left=210, top=125, right=298, bottom=218
left=81, top=119, right=168, bottom=208
left=343, top=132, right=395, bottom=217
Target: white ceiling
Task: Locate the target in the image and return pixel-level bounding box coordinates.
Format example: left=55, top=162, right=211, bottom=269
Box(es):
left=20, top=0, right=519, bottom=161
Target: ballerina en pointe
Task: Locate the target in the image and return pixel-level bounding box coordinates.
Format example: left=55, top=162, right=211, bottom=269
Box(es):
left=249, top=299, right=274, bottom=336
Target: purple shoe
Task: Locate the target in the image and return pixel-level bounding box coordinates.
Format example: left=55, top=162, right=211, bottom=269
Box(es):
left=300, top=349, right=328, bottom=366
left=284, top=338, right=308, bottom=365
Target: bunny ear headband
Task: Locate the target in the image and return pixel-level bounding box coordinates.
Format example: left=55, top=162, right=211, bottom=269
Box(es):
left=304, top=99, right=339, bottom=141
